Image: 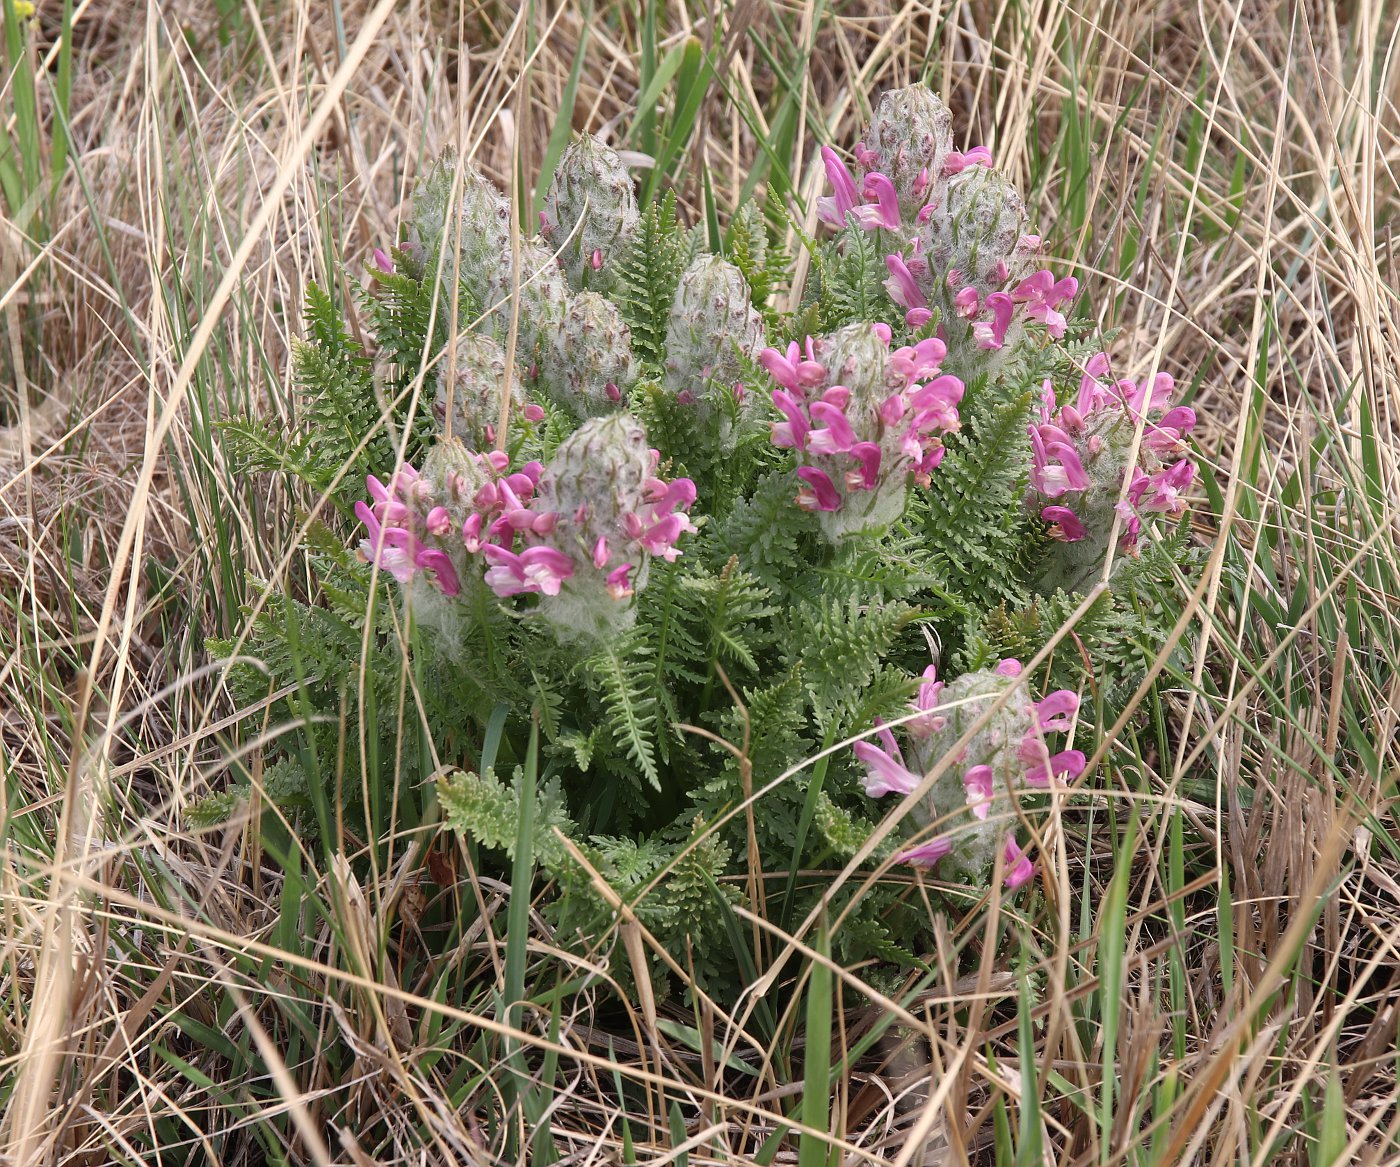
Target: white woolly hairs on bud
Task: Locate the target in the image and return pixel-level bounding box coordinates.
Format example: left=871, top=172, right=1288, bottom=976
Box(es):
left=541, top=135, right=640, bottom=293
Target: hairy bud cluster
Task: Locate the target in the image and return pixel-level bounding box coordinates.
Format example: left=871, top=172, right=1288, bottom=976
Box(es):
left=406, top=148, right=633, bottom=435
left=760, top=324, right=963, bottom=541
left=541, top=292, right=638, bottom=419
left=541, top=135, right=640, bottom=294
left=664, top=255, right=767, bottom=424
left=1029, top=355, right=1198, bottom=592
left=854, top=658, right=1085, bottom=889
left=435, top=331, right=544, bottom=449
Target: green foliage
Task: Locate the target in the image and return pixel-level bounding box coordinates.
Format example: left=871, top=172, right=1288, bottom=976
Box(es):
left=614, top=190, right=688, bottom=365
left=914, top=383, right=1038, bottom=610
left=807, top=225, right=889, bottom=330
left=220, top=281, right=432, bottom=501
left=439, top=766, right=575, bottom=868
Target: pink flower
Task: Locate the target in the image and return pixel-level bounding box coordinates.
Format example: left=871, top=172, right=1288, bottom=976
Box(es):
left=605, top=563, right=634, bottom=599
left=854, top=735, right=921, bottom=798
left=856, top=173, right=902, bottom=230
left=1116, top=500, right=1142, bottom=552
left=413, top=548, right=462, bottom=596
left=1126, top=372, right=1176, bottom=416
left=355, top=504, right=417, bottom=584
left=759, top=339, right=826, bottom=391
left=942, top=145, right=993, bottom=174
left=795, top=466, right=841, bottom=512
left=1003, top=837, right=1035, bottom=889
left=953, top=286, right=981, bottom=318
left=806, top=400, right=857, bottom=455
left=963, top=764, right=994, bottom=820
left=884, top=253, right=927, bottom=314
left=1143, top=407, right=1197, bottom=455
left=845, top=442, right=882, bottom=490
left=971, top=292, right=1015, bottom=350
left=908, top=665, right=947, bottom=737
left=1029, top=426, right=1092, bottom=496
left=1012, top=270, right=1078, bottom=339
left=898, top=837, right=954, bottom=867
left=482, top=544, right=575, bottom=597
left=1034, top=690, right=1079, bottom=732
left=372, top=247, right=393, bottom=273
left=1136, top=460, right=1194, bottom=515
left=1041, top=504, right=1087, bottom=542
left=817, top=146, right=862, bottom=229
left=1023, top=749, right=1086, bottom=789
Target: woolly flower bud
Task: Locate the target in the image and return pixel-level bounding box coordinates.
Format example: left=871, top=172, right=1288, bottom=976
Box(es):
left=916, top=166, right=1030, bottom=297
left=513, top=240, right=572, bottom=376
left=760, top=323, right=963, bottom=541
left=540, top=291, right=637, bottom=418
left=409, top=152, right=514, bottom=324
left=540, top=134, right=640, bottom=293
left=408, top=153, right=568, bottom=380
left=1029, top=358, right=1198, bottom=593
left=854, top=658, right=1086, bottom=888
left=856, top=84, right=954, bottom=221
left=470, top=414, right=697, bottom=640
left=663, top=255, right=766, bottom=407
left=435, top=331, right=539, bottom=449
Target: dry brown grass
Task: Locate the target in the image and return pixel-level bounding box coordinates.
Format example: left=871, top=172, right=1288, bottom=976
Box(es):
left=3, top=0, right=1400, bottom=1163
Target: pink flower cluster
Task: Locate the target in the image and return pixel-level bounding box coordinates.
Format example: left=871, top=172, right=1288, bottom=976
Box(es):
left=854, top=659, right=1085, bottom=889
left=817, top=117, right=1077, bottom=352
left=817, top=143, right=992, bottom=237
left=355, top=465, right=465, bottom=596
left=472, top=462, right=695, bottom=607
left=760, top=326, right=963, bottom=538
left=355, top=420, right=698, bottom=627
left=1030, top=354, right=1198, bottom=555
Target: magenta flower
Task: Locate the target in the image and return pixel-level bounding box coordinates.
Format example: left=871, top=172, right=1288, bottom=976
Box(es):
left=970, top=292, right=1015, bottom=350
left=354, top=461, right=470, bottom=597
left=855, top=657, right=1081, bottom=888
left=1011, top=269, right=1078, bottom=339
left=482, top=544, right=574, bottom=596
left=1003, top=836, right=1035, bottom=889
left=898, top=837, right=954, bottom=867
left=963, top=764, right=994, bottom=820
left=1029, top=360, right=1198, bottom=580
left=817, top=146, right=862, bottom=229
left=856, top=173, right=902, bottom=230
left=942, top=145, right=993, bottom=174
left=1029, top=424, right=1092, bottom=496
left=1041, top=504, right=1087, bottom=542
left=795, top=466, right=842, bottom=512
left=884, top=253, right=929, bottom=325
left=853, top=732, right=922, bottom=798
left=758, top=339, right=826, bottom=391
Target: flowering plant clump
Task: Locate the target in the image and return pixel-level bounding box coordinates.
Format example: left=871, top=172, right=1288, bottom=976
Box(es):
left=219, top=91, right=1200, bottom=999
left=855, top=657, right=1085, bottom=888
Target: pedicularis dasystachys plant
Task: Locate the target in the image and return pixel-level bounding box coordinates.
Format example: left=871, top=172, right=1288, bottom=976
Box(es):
left=218, top=83, right=1200, bottom=998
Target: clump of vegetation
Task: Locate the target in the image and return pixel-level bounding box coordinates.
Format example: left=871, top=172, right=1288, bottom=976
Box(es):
left=214, top=83, right=1200, bottom=1002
